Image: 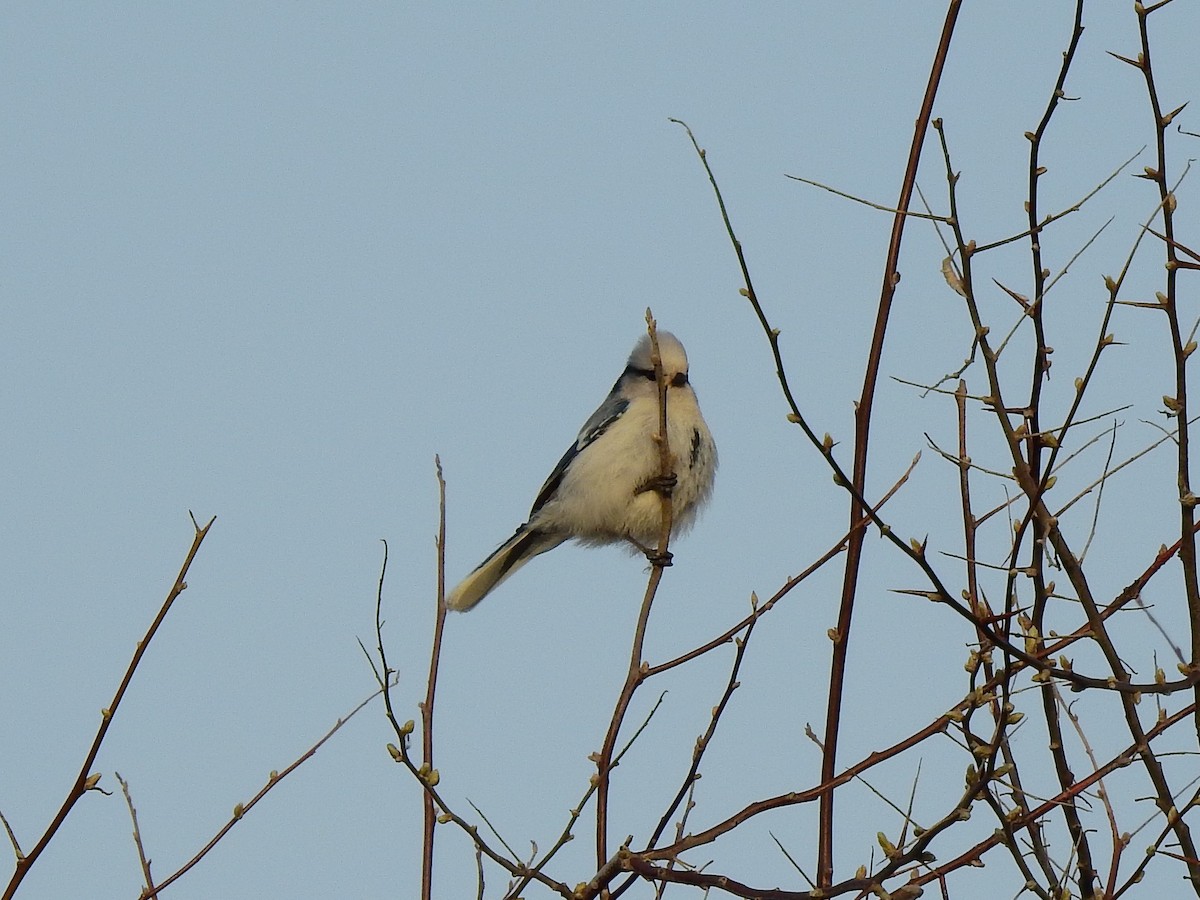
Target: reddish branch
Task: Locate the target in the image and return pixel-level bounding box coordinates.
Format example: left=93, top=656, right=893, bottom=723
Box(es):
left=817, top=3, right=963, bottom=886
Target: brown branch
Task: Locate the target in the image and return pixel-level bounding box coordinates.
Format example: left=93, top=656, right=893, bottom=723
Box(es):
left=594, top=313, right=674, bottom=881
left=511, top=694, right=669, bottom=900
left=3, top=513, right=215, bottom=900
left=783, top=174, right=952, bottom=222
left=1054, top=687, right=1125, bottom=898
left=371, top=529, right=573, bottom=898
left=116, top=773, right=155, bottom=896
left=1137, top=0, right=1200, bottom=763
left=643, top=711, right=955, bottom=861
left=0, top=813, right=18, bottom=866
left=139, top=683, right=385, bottom=898
left=969, top=147, right=1141, bottom=256
left=420, top=457, right=450, bottom=899
left=1113, top=783, right=1200, bottom=897
left=917, top=702, right=1198, bottom=892
left=1129, top=2, right=1200, bottom=888
left=638, top=503, right=1200, bottom=865
left=1021, top=7, right=1097, bottom=893
left=632, top=700, right=1193, bottom=898
left=817, top=4, right=963, bottom=886
left=644, top=615, right=756, bottom=852
left=646, top=451, right=919, bottom=678
left=1146, top=226, right=1200, bottom=264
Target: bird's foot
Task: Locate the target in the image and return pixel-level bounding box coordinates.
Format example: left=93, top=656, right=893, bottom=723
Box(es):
left=636, top=472, right=677, bottom=497
left=646, top=549, right=674, bottom=568
left=627, top=537, right=674, bottom=567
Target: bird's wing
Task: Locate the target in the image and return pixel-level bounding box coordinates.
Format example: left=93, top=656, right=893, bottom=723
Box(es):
left=528, top=394, right=629, bottom=517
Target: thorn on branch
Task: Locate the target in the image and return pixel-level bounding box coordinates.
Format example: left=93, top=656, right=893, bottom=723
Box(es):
left=1107, top=50, right=1145, bottom=69
left=1162, top=100, right=1189, bottom=127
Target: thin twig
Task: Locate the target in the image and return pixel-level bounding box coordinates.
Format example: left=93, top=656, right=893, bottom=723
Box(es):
left=971, top=146, right=1144, bottom=255
left=784, top=174, right=952, bottom=222
left=116, top=773, right=156, bottom=895
left=508, top=694, right=671, bottom=900
left=468, top=800, right=522, bottom=861
left=420, top=457, right=451, bottom=899
left=373, top=540, right=573, bottom=898
left=1079, top=419, right=1119, bottom=561
left=3, top=514, right=215, bottom=900
left=0, top=810, right=21, bottom=862
left=139, top=684, right=387, bottom=898
left=644, top=617, right=756, bottom=853
left=646, top=450, right=920, bottom=678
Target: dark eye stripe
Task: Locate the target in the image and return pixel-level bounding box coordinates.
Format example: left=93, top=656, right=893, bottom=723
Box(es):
left=627, top=366, right=689, bottom=386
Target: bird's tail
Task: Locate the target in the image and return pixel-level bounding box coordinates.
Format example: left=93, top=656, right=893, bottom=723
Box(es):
left=445, top=527, right=567, bottom=611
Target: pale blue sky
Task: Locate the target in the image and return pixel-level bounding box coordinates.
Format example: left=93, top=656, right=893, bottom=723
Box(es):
left=3, top=4, right=1198, bottom=898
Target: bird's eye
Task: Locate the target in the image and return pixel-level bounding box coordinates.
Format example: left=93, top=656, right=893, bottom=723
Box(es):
left=632, top=367, right=656, bottom=381
left=671, top=372, right=689, bottom=387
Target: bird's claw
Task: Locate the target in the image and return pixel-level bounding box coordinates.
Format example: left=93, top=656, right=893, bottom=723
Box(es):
left=646, top=549, right=674, bottom=568
left=626, top=537, right=673, bottom=567
left=637, top=473, right=678, bottom=497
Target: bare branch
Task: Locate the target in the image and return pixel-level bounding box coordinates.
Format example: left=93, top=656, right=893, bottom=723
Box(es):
left=4, top=515, right=216, bottom=900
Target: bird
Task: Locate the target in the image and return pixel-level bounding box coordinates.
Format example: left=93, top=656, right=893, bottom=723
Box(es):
left=445, top=330, right=717, bottom=611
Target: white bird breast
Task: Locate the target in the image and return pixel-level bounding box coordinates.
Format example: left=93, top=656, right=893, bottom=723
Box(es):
left=534, top=382, right=716, bottom=547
